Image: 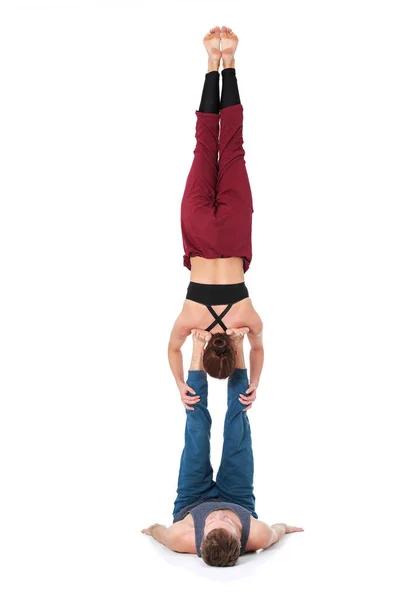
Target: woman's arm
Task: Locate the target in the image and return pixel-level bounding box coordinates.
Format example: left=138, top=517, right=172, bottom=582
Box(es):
left=168, top=317, right=201, bottom=409
left=247, top=312, right=264, bottom=390
left=168, top=319, right=187, bottom=385
left=248, top=331, right=264, bottom=389
left=226, top=324, right=262, bottom=410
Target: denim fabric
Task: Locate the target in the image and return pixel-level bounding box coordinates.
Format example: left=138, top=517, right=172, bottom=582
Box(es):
left=173, top=368, right=257, bottom=520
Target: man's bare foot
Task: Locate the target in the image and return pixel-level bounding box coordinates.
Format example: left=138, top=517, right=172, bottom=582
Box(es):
left=226, top=327, right=249, bottom=345
left=221, top=26, right=238, bottom=69
left=190, top=329, right=210, bottom=372
left=191, top=329, right=212, bottom=345
left=203, top=26, right=222, bottom=72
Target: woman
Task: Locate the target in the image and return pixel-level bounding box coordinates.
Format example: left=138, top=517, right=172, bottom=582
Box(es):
left=168, top=26, right=264, bottom=408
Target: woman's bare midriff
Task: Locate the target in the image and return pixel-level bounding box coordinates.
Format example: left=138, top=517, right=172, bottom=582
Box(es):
left=190, top=257, right=245, bottom=284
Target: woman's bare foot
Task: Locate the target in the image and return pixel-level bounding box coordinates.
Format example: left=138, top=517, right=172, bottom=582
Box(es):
left=221, top=26, right=238, bottom=69
left=203, top=26, right=222, bottom=72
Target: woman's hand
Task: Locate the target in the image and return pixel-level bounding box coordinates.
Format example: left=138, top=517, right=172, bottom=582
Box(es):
left=226, top=327, right=250, bottom=345
left=177, top=381, right=200, bottom=411
left=239, top=381, right=257, bottom=411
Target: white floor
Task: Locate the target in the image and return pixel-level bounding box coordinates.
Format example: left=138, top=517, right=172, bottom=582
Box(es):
left=139, top=527, right=307, bottom=587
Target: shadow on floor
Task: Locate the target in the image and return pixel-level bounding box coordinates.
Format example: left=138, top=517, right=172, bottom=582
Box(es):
left=145, top=534, right=291, bottom=580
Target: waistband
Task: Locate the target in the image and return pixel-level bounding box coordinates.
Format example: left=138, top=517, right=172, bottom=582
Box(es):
left=186, top=282, right=249, bottom=306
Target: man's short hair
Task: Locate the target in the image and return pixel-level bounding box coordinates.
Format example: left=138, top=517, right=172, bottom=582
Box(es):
left=201, top=528, right=241, bottom=567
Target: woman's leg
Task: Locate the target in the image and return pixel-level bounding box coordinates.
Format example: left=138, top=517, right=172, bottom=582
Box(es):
left=215, top=28, right=253, bottom=272
left=181, top=28, right=222, bottom=269
left=220, top=67, right=241, bottom=110
left=199, top=71, right=220, bottom=114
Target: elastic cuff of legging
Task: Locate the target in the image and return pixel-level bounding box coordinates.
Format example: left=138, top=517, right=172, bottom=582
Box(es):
left=229, top=368, right=248, bottom=379
left=222, top=67, right=236, bottom=75
left=187, top=370, right=207, bottom=381
left=220, top=104, right=243, bottom=113
left=195, top=110, right=220, bottom=118
left=205, top=70, right=220, bottom=78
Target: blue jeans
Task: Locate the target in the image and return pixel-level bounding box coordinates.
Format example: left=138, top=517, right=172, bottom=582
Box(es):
left=173, top=368, right=258, bottom=520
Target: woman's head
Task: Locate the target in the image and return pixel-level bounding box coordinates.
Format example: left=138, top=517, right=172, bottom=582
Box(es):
left=203, top=333, right=236, bottom=379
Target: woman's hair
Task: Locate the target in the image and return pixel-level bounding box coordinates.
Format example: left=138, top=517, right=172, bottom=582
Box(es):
left=203, top=332, right=236, bottom=380
left=201, top=528, right=241, bottom=567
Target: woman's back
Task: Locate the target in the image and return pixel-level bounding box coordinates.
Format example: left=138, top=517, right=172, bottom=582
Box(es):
left=178, top=297, right=262, bottom=336
left=190, top=257, right=245, bottom=284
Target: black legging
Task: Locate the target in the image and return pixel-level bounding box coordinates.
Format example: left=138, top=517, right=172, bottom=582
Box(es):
left=199, top=68, right=241, bottom=114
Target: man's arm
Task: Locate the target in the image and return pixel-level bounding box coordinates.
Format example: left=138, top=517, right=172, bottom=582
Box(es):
left=246, top=519, right=304, bottom=552
left=141, top=522, right=196, bottom=554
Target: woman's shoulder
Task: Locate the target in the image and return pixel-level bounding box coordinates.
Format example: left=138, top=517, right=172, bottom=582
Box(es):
left=171, top=300, right=206, bottom=333
left=236, top=297, right=260, bottom=317
left=236, top=300, right=263, bottom=333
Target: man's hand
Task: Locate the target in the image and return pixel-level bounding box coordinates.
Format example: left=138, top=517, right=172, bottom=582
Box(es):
left=239, top=381, right=257, bottom=411
left=141, top=524, right=164, bottom=536
left=141, top=522, right=192, bottom=552
left=177, top=381, right=200, bottom=411
left=226, top=327, right=250, bottom=345
left=284, top=524, right=304, bottom=533
left=271, top=523, right=304, bottom=535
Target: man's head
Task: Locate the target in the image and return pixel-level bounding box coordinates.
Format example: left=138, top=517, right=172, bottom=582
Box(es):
left=200, top=511, right=241, bottom=567
left=203, top=333, right=236, bottom=379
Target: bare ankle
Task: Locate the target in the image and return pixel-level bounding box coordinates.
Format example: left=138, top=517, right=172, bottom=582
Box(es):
left=222, top=59, right=235, bottom=70
left=208, top=59, right=220, bottom=72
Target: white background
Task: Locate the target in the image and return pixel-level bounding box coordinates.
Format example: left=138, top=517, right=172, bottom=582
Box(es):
left=1, top=1, right=411, bottom=598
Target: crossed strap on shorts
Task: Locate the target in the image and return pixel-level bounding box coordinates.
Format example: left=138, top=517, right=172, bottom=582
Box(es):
left=205, top=304, right=233, bottom=332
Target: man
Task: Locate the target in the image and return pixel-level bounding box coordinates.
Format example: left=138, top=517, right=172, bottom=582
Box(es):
left=142, top=329, right=303, bottom=567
